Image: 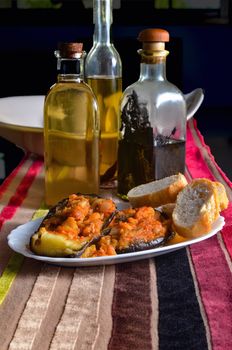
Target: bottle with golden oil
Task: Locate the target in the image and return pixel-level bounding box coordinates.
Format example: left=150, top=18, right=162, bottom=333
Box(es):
left=44, top=42, right=100, bottom=207
left=85, top=0, right=122, bottom=183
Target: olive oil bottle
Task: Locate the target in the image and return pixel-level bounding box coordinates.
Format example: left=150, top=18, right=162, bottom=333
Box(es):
left=44, top=43, right=100, bottom=206
left=85, top=0, right=122, bottom=183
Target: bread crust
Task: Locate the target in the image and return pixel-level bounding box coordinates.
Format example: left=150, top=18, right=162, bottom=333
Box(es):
left=214, top=181, right=229, bottom=211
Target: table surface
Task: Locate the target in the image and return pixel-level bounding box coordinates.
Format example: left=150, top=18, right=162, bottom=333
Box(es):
left=0, top=119, right=231, bottom=350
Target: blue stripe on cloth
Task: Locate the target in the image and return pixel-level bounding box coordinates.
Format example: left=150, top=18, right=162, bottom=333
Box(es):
left=155, top=249, right=209, bottom=350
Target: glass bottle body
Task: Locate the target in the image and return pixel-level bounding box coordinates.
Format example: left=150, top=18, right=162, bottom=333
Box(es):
left=44, top=64, right=99, bottom=206
left=85, top=0, right=122, bottom=181
left=117, top=59, right=186, bottom=197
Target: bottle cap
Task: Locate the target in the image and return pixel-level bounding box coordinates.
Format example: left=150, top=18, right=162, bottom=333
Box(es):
left=138, top=29, right=169, bottom=52
left=137, top=28, right=169, bottom=43
left=58, top=42, right=83, bottom=58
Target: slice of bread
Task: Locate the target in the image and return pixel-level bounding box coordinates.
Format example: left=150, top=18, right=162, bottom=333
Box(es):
left=127, top=173, right=188, bottom=208
left=172, top=178, right=221, bottom=238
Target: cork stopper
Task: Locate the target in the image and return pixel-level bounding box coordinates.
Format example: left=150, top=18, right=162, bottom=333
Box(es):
left=138, top=28, right=169, bottom=51
left=58, top=42, right=83, bottom=58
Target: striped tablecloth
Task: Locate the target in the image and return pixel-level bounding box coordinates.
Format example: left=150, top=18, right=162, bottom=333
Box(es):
left=0, top=119, right=231, bottom=350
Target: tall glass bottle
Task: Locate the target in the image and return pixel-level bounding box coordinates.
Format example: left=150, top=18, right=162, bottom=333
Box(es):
left=44, top=42, right=100, bottom=207
left=117, top=28, right=186, bottom=197
left=85, top=0, right=122, bottom=183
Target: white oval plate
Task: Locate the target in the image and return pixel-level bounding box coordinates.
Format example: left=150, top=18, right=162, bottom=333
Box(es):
left=7, top=216, right=225, bottom=267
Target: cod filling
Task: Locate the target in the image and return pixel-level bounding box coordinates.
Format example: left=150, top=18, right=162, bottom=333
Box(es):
left=82, top=206, right=169, bottom=258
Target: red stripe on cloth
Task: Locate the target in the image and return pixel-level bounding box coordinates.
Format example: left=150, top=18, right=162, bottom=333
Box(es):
left=221, top=202, right=232, bottom=256
left=187, top=120, right=232, bottom=349
left=186, top=122, right=215, bottom=180
left=187, top=120, right=232, bottom=257
left=0, top=157, right=43, bottom=231
left=189, top=237, right=232, bottom=350
left=0, top=154, right=29, bottom=199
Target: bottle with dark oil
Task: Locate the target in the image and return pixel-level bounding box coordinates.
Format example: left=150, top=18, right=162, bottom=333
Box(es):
left=117, top=28, right=186, bottom=197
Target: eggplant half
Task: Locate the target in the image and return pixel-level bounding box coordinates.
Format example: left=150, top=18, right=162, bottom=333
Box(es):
left=80, top=206, right=173, bottom=257
left=30, top=193, right=117, bottom=257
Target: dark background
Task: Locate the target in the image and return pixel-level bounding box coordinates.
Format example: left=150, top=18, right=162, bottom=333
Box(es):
left=0, top=0, right=231, bottom=181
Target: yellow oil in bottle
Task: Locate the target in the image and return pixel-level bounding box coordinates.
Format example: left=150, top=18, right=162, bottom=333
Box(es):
left=44, top=82, right=99, bottom=206
left=87, top=76, right=122, bottom=180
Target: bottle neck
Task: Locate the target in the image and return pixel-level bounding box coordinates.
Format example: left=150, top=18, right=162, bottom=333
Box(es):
left=138, top=49, right=168, bottom=81
left=139, top=59, right=167, bottom=81
left=93, top=0, right=112, bottom=45
left=57, top=57, right=84, bottom=82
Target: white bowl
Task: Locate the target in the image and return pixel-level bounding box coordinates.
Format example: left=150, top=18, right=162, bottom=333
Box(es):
left=0, top=96, right=44, bottom=156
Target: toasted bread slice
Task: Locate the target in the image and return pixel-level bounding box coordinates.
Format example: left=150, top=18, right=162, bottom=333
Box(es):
left=127, top=173, right=188, bottom=208
left=172, top=178, right=220, bottom=238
